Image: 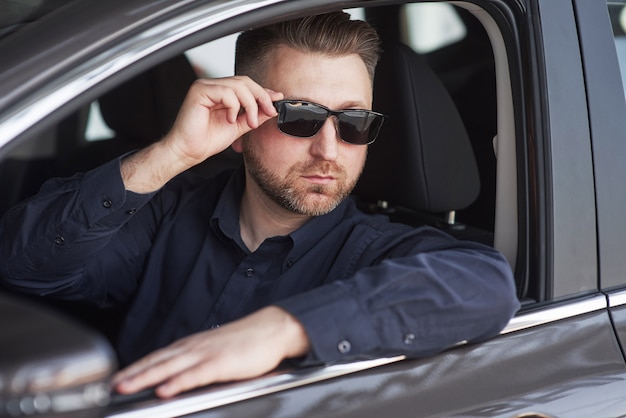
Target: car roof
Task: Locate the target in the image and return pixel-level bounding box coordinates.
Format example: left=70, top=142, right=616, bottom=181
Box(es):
left=0, top=0, right=78, bottom=39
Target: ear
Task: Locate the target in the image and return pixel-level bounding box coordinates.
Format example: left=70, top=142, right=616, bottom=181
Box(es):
left=231, top=137, right=243, bottom=153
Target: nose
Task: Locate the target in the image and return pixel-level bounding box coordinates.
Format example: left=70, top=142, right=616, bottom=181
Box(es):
left=309, top=117, right=339, bottom=161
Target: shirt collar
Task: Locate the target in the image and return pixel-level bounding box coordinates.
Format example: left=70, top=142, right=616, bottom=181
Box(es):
left=287, top=197, right=354, bottom=261
left=211, top=168, right=355, bottom=258
left=211, top=167, right=245, bottom=245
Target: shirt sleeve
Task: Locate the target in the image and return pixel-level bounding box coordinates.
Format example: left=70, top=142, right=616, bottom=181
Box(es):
left=275, top=226, right=520, bottom=365
left=0, top=157, right=156, bottom=306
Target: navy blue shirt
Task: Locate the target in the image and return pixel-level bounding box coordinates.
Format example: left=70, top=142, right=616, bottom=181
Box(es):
left=0, top=158, right=519, bottom=366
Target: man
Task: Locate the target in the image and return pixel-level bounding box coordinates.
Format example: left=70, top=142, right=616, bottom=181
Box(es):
left=0, top=12, right=519, bottom=399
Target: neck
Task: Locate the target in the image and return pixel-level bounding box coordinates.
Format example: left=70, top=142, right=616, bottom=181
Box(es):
left=239, top=175, right=311, bottom=252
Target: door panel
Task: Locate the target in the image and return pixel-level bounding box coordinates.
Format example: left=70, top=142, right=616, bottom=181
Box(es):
left=609, top=293, right=626, bottom=355
left=535, top=0, right=597, bottom=298
left=574, top=0, right=626, bottom=291
left=574, top=0, right=626, bottom=359
left=108, top=310, right=624, bottom=417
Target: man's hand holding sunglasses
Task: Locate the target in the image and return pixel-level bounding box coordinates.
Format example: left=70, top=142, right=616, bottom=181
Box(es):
left=120, top=76, right=283, bottom=194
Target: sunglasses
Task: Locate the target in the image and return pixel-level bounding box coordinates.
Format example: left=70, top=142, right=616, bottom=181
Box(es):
left=273, top=100, right=386, bottom=145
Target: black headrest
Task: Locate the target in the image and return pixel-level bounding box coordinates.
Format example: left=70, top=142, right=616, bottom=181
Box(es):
left=99, top=55, right=197, bottom=145
left=354, top=43, right=480, bottom=213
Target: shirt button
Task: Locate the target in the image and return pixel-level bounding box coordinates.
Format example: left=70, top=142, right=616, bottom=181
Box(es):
left=403, top=333, right=416, bottom=345
left=53, top=236, right=65, bottom=246
left=127, top=208, right=137, bottom=215
left=102, top=199, right=113, bottom=208
left=337, top=340, right=351, bottom=354
left=286, top=260, right=294, bottom=268
left=245, top=268, right=255, bottom=277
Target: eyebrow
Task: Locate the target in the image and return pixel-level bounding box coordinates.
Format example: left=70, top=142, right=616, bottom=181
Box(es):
left=285, top=97, right=370, bottom=110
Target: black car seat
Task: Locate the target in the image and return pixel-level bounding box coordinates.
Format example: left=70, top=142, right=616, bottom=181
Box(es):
left=353, top=42, right=485, bottom=241
left=56, top=55, right=196, bottom=175
left=56, top=54, right=242, bottom=178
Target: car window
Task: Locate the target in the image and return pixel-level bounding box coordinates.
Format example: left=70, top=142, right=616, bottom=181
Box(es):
left=0, top=3, right=507, bottom=282
left=1, top=3, right=502, bottom=249
left=81, top=8, right=368, bottom=146
left=400, top=3, right=467, bottom=53
left=608, top=2, right=626, bottom=99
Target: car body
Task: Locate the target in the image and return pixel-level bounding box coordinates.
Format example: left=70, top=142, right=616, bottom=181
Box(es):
left=1, top=0, right=626, bottom=417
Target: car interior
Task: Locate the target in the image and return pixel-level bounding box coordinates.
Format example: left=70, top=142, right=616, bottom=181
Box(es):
left=0, top=2, right=525, bottom=355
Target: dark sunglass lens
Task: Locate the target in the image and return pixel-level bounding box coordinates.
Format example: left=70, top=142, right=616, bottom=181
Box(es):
left=278, top=102, right=327, bottom=137
left=338, top=112, right=384, bottom=145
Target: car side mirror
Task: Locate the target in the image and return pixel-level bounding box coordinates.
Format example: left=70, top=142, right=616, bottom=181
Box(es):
left=0, top=293, right=116, bottom=417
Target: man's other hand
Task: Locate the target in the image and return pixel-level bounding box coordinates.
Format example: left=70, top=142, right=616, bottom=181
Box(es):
left=112, top=306, right=309, bottom=399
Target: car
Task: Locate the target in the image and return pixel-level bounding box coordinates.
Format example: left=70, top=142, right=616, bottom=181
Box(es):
left=1, top=0, right=626, bottom=416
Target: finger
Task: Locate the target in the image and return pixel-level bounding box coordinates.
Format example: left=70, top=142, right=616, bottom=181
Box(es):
left=232, top=79, right=279, bottom=128
left=112, top=354, right=164, bottom=386
left=248, top=89, right=283, bottom=129
left=228, top=76, right=283, bottom=126
left=199, top=77, right=280, bottom=129
left=235, top=91, right=260, bottom=129
left=204, top=77, right=261, bottom=123
left=259, top=88, right=284, bottom=117
left=203, top=84, right=258, bottom=129
left=154, top=360, right=219, bottom=399
left=268, top=89, right=284, bottom=100
left=115, top=355, right=199, bottom=394
left=112, top=346, right=189, bottom=393
left=201, top=84, right=242, bottom=125
left=155, top=343, right=286, bottom=398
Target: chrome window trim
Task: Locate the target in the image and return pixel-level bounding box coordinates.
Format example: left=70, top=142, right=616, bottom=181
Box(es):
left=502, top=294, right=607, bottom=334
left=609, top=289, right=626, bottom=308
left=105, top=356, right=407, bottom=418
left=106, top=295, right=608, bottom=417
left=0, top=0, right=287, bottom=150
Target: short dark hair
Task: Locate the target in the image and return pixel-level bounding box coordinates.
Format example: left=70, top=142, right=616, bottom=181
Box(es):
left=235, top=12, right=381, bottom=84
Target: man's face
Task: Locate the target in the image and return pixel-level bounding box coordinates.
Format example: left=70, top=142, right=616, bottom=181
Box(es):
left=236, top=45, right=372, bottom=216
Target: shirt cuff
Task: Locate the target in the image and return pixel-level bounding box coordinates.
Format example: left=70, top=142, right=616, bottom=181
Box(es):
left=275, top=282, right=382, bottom=365
left=80, top=156, right=155, bottom=227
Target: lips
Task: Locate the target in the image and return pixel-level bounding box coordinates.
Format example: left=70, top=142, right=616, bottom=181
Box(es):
left=297, top=160, right=344, bottom=185
left=302, top=174, right=336, bottom=185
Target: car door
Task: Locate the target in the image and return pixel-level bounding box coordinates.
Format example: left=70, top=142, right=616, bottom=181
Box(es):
left=1, top=0, right=626, bottom=417
left=584, top=0, right=626, bottom=360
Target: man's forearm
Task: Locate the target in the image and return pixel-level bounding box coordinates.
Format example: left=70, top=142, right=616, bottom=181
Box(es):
left=276, top=236, right=519, bottom=365
left=120, top=140, right=196, bottom=194
left=0, top=158, right=153, bottom=302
